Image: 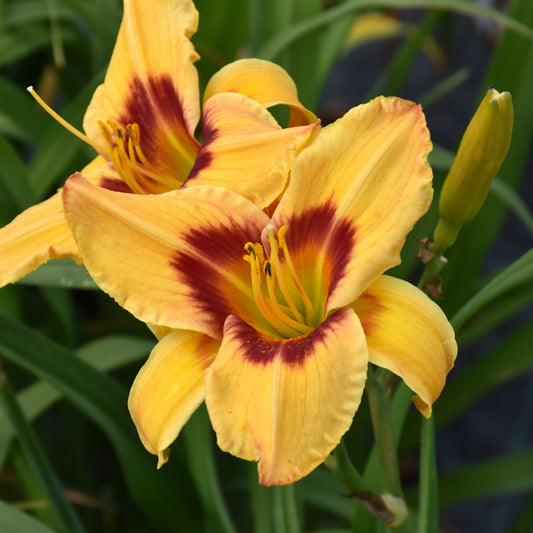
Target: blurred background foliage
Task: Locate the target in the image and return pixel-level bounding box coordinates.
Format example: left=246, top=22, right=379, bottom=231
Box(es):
left=0, top=0, right=532, bottom=531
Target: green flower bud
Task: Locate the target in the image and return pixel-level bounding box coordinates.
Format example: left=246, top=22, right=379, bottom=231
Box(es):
left=432, top=87, right=513, bottom=254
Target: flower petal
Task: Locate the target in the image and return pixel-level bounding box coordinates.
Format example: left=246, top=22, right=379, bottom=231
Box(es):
left=186, top=92, right=319, bottom=208
left=83, top=0, right=200, bottom=189
left=350, top=275, right=457, bottom=417
left=0, top=192, right=80, bottom=286
left=272, top=96, right=433, bottom=311
left=205, top=307, right=368, bottom=486
left=203, top=58, right=318, bottom=127
left=0, top=156, right=130, bottom=287
left=62, top=174, right=270, bottom=338
left=129, top=329, right=219, bottom=467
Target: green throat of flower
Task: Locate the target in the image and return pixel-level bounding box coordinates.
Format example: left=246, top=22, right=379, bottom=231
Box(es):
left=244, top=224, right=321, bottom=339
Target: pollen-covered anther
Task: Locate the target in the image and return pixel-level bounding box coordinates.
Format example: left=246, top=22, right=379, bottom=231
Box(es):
left=243, top=225, right=317, bottom=339
left=97, top=119, right=174, bottom=194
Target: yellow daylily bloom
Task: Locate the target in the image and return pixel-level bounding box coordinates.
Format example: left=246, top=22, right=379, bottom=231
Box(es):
left=0, top=0, right=318, bottom=287
left=62, top=96, right=456, bottom=486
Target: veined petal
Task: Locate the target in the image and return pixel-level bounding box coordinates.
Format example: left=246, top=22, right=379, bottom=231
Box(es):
left=272, top=96, right=433, bottom=311
left=186, top=92, right=319, bottom=208
left=203, top=58, right=317, bottom=127
left=0, top=192, right=80, bottom=286
left=350, top=275, right=457, bottom=417
left=62, top=174, right=270, bottom=338
left=205, top=307, right=368, bottom=486
left=129, top=329, right=219, bottom=467
left=83, top=0, right=201, bottom=190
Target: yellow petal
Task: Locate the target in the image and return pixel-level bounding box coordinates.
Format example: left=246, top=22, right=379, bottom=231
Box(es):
left=205, top=307, right=368, bottom=485
left=83, top=0, right=200, bottom=189
left=185, top=92, right=319, bottom=208
left=63, top=174, right=269, bottom=338
left=83, top=159, right=134, bottom=192
left=350, top=275, right=457, bottom=417
left=273, top=96, right=433, bottom=310
left=147, top=323, right=175, bottom=341
left=203, top=58, right=317, bottom=127
left=0, top=192, right=80, bottom=286
left=129, top=329, right=219, bottom=467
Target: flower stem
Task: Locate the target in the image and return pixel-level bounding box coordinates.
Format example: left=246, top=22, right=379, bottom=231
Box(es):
left=273, top=484, right=300, bottom=533
left=365, top=368, right=403, bottom=498
left=418, top=416, right=439, bottom=533
left=325, top=440, right=370, bottom=494
left=326, top=436, right=407, bottom=527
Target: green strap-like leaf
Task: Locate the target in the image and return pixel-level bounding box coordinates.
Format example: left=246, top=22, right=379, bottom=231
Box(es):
left=0, top=499, right=57, bottom=533
left=0, top=335, right=154, bottom=465
left=17, top=259, right=98, bottom=290
left=438, top=449, right=533, bottom=507
left=451, top=248, right=533, bottom=331
left=0, top=373, right=85, bottom=533
left=257, top=0, right=533, bottom=61
left=0, top=312, right=201, bottom=531
left=490, top=178, right=533, bottom=235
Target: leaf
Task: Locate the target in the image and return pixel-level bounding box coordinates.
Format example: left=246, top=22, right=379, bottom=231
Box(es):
left=0, top=312, right=201, bottom=531
left=436, top=318, right=533, bottom=430
left=28, top=73, right=103, bottom=197
left=438, top=449, right=533, bottom=507
left=0, top=335, right=154, bottom=465
left=490, top=178, right=533, bottom=235
left=0, top=77, right=49, bottom=142
left=0, top=499, right=57, bottom=533
left=17, top=259, right=98, bottom=290
left=257, top=0, right=533, bottom=61
left=451, top=249, right=533, bottom=331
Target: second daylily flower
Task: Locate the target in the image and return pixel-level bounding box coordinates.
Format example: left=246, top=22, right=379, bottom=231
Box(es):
left=62, top=96, right=457, bottom=486
left=0, top=0, right=317, bottom=286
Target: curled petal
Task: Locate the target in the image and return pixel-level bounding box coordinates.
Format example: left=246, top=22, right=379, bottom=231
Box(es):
left=350, top=275, right=457, bottom=417
left=273, top=96, right=433, bottom=310
left=129, top=329, right=219, bottom=467
left=186, top=92, right=319, bottom=208
left=205, top=307, right=368, bottom=485
left=63, top=174, right=269, bottom=338
left=83, top=0, right=200, bottom=189
left=203, top=58, right=317, bottom=127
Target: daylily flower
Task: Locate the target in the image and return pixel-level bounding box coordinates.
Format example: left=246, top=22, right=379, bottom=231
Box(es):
left=0, top=0, right=317, bottom=286
left=62, top=96, right=457, bottom=486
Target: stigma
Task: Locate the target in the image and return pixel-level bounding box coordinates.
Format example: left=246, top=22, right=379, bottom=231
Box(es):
left=244, top=225, right=318, bottom=339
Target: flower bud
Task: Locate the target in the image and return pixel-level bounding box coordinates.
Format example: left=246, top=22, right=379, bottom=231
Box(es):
left=432, top=87, right=513, bottom=254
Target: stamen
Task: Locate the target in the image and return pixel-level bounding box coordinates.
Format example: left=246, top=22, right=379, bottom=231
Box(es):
left=277, top=226, right=315, bottom=320
left=28, top=86, right=175, bottom=193
left=245, top=246, right=303, bottom=338
left=263, top=261, right=309, bottom=334
left=266, top=227, right=306, bottom=323
left=128, top=123, right=156, bottom=171
left=244, top=228, right=316, bottom=338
